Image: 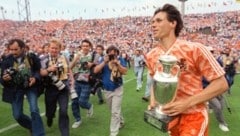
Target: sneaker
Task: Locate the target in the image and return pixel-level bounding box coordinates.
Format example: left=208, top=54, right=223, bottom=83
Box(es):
left=47, top=118, right=53, bottom=127
left=72, top=121, right=82, bottom=128
left=87, top=104, right=93, bottom=117
left=119, top=122, right=125, bottom=129
left=136, top=87, right=140, bottom=92
left=98, top=100, right=104, bottom=105
left=142, top=96, right=149, bottom=102
left=208, top=109, right=213, bottom=114
left=29, top=130, right=32, bottom=136
left=219, top=124, right=229, bottom=132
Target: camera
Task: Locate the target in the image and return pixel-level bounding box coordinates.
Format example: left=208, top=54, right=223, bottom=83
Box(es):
left=139, top=60, right=146, bottom=67
left=70, top=87, right=78, bottom=99
left=48, top=72, right=66, bottom=90
left=90, top=79, right=102, bottom=95
left=108, top=54, right=116, bottom=61
left=5, top=67, right=17, bottom=76
left=81, top=61, right=88, bottom=70
left=56, top=62, right=64, bottom=73
left=112, top=76, right=122, bottom=83
left=5, top=67, right=30, bottom=89
left=22, top=74, right=30, bottom=89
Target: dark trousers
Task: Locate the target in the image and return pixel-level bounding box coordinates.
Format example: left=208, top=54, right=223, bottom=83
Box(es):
left=97, top=87, right=103, bottom=102
left=45, top=84, right=69, bottom=136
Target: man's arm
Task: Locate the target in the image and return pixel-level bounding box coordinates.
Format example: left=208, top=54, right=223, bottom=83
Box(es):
left=70, top=53, right=81, bottom=69
left=94, top=55, right=109, bottom=74
left=94, top=61, right=106, bottom=74
left=116, top=61, right=128, bottom=75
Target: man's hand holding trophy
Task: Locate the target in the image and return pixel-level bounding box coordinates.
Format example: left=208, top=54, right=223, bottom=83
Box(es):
left=144, top=54, right=180, bottom=132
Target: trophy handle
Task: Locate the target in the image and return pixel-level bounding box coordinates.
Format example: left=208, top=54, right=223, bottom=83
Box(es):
left=169, top=65, right=180, bottom=103
left=172, top=65, right=180, bottom=78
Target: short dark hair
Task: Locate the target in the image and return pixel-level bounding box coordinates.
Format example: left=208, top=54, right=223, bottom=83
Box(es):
left=106, top=45, right=119, bottom=55
left=154, top=4, right=183, bottom=37
left=96, top=44, right=104, bottom=50
left=8, top=39, right=26, bottom=49
left=81, top=39, right=93, bottom=48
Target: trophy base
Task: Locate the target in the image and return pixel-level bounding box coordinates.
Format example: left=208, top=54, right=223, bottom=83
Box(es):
left=144, top=110, right=174, bottom=132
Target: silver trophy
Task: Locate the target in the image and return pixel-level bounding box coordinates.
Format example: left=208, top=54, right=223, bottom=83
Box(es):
left=144, top=55, right=179, bottom=132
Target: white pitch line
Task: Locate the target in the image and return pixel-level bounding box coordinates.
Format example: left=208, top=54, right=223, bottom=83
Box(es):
left=0, top=72, right=146, bottom=133
left=0, top=124, right=18, bottom=133
left=0, top=112, right=46, bottom=133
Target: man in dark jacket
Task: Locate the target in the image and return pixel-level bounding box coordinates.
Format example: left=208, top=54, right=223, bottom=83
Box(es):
left=0, top=39, right=45, bottom=136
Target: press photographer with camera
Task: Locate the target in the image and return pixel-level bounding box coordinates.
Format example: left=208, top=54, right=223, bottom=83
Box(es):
left=90, top=44, right=105, bottom=104
left=0, top=39, right=45, bottom=136
left=217, top=47, right=236, bottom=95
left=40, top=39, right=73, bottom=136
left=94, top=45, right=127, bottom=136
left=69, top=39, right=95, bottom=128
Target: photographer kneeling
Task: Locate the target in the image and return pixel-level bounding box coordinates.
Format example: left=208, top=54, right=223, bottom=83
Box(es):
left=94, top=45, right=128, bottom=136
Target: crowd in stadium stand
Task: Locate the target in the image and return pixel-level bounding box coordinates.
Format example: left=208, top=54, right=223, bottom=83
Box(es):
left=0, top=10, right=240, bottom=72
left=0, top=7, right=240, bottom=135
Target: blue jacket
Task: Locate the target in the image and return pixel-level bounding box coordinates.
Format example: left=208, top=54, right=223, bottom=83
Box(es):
left=0, top=53, right=41, bottom=103
left=101, top=57, right=127, bottom=91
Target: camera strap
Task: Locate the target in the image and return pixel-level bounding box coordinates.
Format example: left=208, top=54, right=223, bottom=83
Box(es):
left=109, top=62, right=122, bottom=83
left=48, top=55, right=68, bottom=80
left=13, top=56, right=31, bottom=72
left=12, top=56, right=31, bottom=87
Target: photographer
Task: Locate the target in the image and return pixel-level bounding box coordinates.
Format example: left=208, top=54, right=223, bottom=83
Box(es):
left=40, top=39, right=72, bottom=136
left=94, top=45, right=127, bottom=136
left=90, top=44, right=105, bottom=104
left=0, top=39, right=45, bottom=136
left=69, top=39, right=94, bottom=128
left=133, top=48, right=145, bottom=91
left=217, top=48, right=236, bottom=95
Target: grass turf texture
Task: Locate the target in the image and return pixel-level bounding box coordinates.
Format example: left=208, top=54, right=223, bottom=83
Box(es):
left=0, top=68, right=239, bottom=136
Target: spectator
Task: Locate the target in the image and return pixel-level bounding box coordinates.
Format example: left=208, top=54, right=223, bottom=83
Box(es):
left=142, top=71, right=153, bottom=102
left=133, top=48, right=145, bottom=91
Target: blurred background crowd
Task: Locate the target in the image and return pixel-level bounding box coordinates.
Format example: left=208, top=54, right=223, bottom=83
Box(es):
left=0, top=10, right=240, bottom=72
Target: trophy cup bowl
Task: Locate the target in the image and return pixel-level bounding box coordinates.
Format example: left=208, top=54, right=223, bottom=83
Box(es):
left=144, top=55, right=179, bottom=132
